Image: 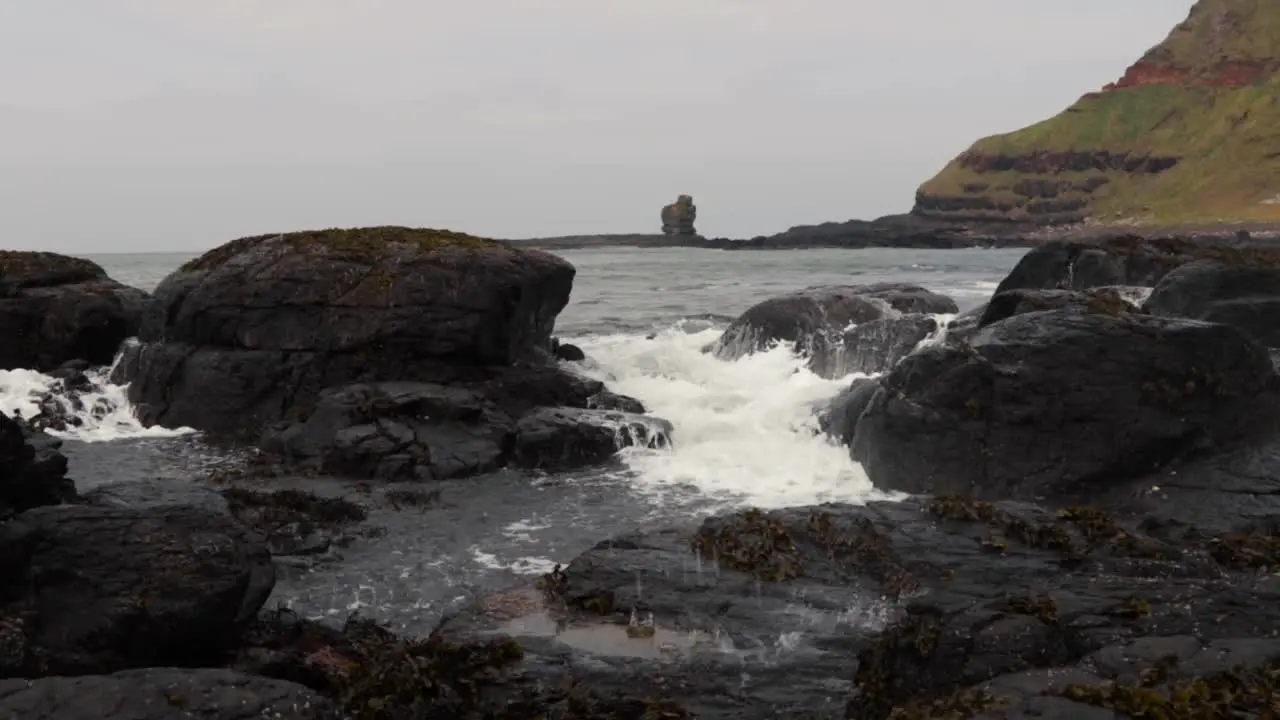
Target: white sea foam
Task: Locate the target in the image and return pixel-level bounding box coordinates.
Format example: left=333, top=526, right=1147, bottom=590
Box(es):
left=575, top=324, right=901, bottom=510
left=0, top=345, right=195, bottom=443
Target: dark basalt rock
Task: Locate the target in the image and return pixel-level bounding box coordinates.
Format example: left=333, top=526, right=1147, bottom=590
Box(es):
left=851, top=308, right=1279, bottom=513
left=259, top=380, right=665, bottom=481
left=0, top=414, right=75, bottom=519
left=712, top=282, right=957, bottom=379
left=845, top=496, right=1280, bottom=720
left=550, top=337, right=586, bottom=363
left=0, top=668, right=336, bottom=720
left=0, top=251, right=148, bottom=372
left=993, top=235, right=1280, bottom=296
left=1145, top=259, right=1280, bottom=347
left=119, top=227, right=578, bottom=438
left=0, top=504, right=274, bottom=677
left=977, top=286, right=1147, bottom=328
left=818, top=377, right=881, bottom=446
left=510, top=406, right=671, bottom=472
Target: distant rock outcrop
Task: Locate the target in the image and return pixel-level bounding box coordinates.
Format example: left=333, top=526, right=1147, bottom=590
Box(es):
left=660, top=195, right=697, bottom=236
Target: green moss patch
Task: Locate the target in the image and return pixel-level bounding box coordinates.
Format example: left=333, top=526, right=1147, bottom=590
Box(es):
left=1052, top=658, right=1280, bottom=717
left=180, top=226, right=506, bottom=272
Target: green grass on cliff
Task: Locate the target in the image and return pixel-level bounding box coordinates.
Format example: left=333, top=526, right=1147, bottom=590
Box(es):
left=181, top=226, right=504, bottom=272
left=916, top=0, right=1280, bottom=225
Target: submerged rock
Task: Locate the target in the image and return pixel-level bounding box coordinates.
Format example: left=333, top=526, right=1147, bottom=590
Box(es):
left=712, top=282, right=957, bottom=378
left=0, top=668, right=336, bottom=720
left=1145, top=258, right=1280, bottom=347
left=0, top=504, right=274, bottom=676
left=851, top=307, right=1279, bottom=511
left=0, top=251, right=147, bottom=372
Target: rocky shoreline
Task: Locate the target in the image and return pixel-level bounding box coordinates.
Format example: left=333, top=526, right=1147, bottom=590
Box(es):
left=6, top=229, right=1280, bottom=717
left=512, top=215, right=1280, bottom=252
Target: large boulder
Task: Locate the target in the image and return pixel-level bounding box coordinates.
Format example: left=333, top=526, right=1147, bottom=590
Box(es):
left=0, top=504, right=274, bottom=676
left=1145, top=259, right=1280, bottom=347
left=0, top=668, right=336, bottom=720
left=118, top=227, right=578, bottom=437
left=851, top=307, right=1278, bottom=505
left=0, top=414, right=75, bottom=520
left=660, top=194, right=697, bottom=236
left=712, top=282, right=957, bottom=378
left=0, top=251, right=148, bottom=371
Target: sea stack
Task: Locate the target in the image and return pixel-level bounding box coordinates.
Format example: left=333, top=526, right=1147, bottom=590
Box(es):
left=660, top=195, right=697, bottom=236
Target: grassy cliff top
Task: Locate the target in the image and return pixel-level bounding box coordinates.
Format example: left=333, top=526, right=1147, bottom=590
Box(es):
left=181, top=226, right=506, bottom=272
left=915, top=0, right=1280, bottom=226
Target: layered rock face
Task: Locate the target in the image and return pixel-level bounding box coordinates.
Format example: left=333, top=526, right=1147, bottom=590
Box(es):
left=660, top=194, right=697, bottom=235
left=913, top=0, right=1280, bottom=226
left=0, top=251, right=148, bottom=371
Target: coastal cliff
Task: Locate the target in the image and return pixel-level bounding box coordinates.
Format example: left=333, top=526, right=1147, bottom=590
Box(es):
left=914, top=0, right=1280, bottom=227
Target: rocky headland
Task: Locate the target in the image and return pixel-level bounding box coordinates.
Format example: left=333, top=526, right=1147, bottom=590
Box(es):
left=914, top=0, right=1280, bottom=229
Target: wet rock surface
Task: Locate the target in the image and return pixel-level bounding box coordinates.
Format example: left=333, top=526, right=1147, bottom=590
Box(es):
left=0, top=504, right=274, bottom=676
left=259, top=378, right=664, bottom=481
left=976, top=286, right=1147, bottom=329
left=1145, top=258, right=1280, bottom=347
left=0, top=251, right=148, bottom=372
left=0, top=414, right=75, bottom=520
left=712, top=282, right=957, bottom=378
left=851, top=308, right=1279, bottom=516
left=0, top=668, right=336, bottom=720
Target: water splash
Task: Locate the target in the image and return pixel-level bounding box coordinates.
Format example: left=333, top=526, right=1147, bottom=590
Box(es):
left=0, top=342, right=195, bottom=443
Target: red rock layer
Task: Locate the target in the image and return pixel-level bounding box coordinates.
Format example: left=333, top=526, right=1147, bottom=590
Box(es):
left=1102, top=59, right=1271, bottom=91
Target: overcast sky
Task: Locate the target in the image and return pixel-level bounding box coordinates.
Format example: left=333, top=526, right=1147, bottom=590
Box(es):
left=1, top=1, right=1194, bottom=253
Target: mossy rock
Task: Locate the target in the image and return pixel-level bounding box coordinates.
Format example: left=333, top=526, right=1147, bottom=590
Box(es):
left=180, top=226, right=507, bottom=273
left=1053, top=658, right=1280, bottom=717
left=691, top=508, right=803, bottom=582
left=887, top=687, right=1006, bottom=720
left=0, top=250, right=104, bottom=288
left=239, top=610, right=525, bottom=719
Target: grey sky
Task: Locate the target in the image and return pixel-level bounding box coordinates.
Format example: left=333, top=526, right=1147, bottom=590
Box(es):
left=2, top=1, right=1194, bottom=253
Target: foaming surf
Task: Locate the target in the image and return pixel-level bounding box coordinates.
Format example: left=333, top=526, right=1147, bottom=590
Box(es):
left=0, top=342, right=195, bottom=443
left=574, top=322, right=899, bottom=510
